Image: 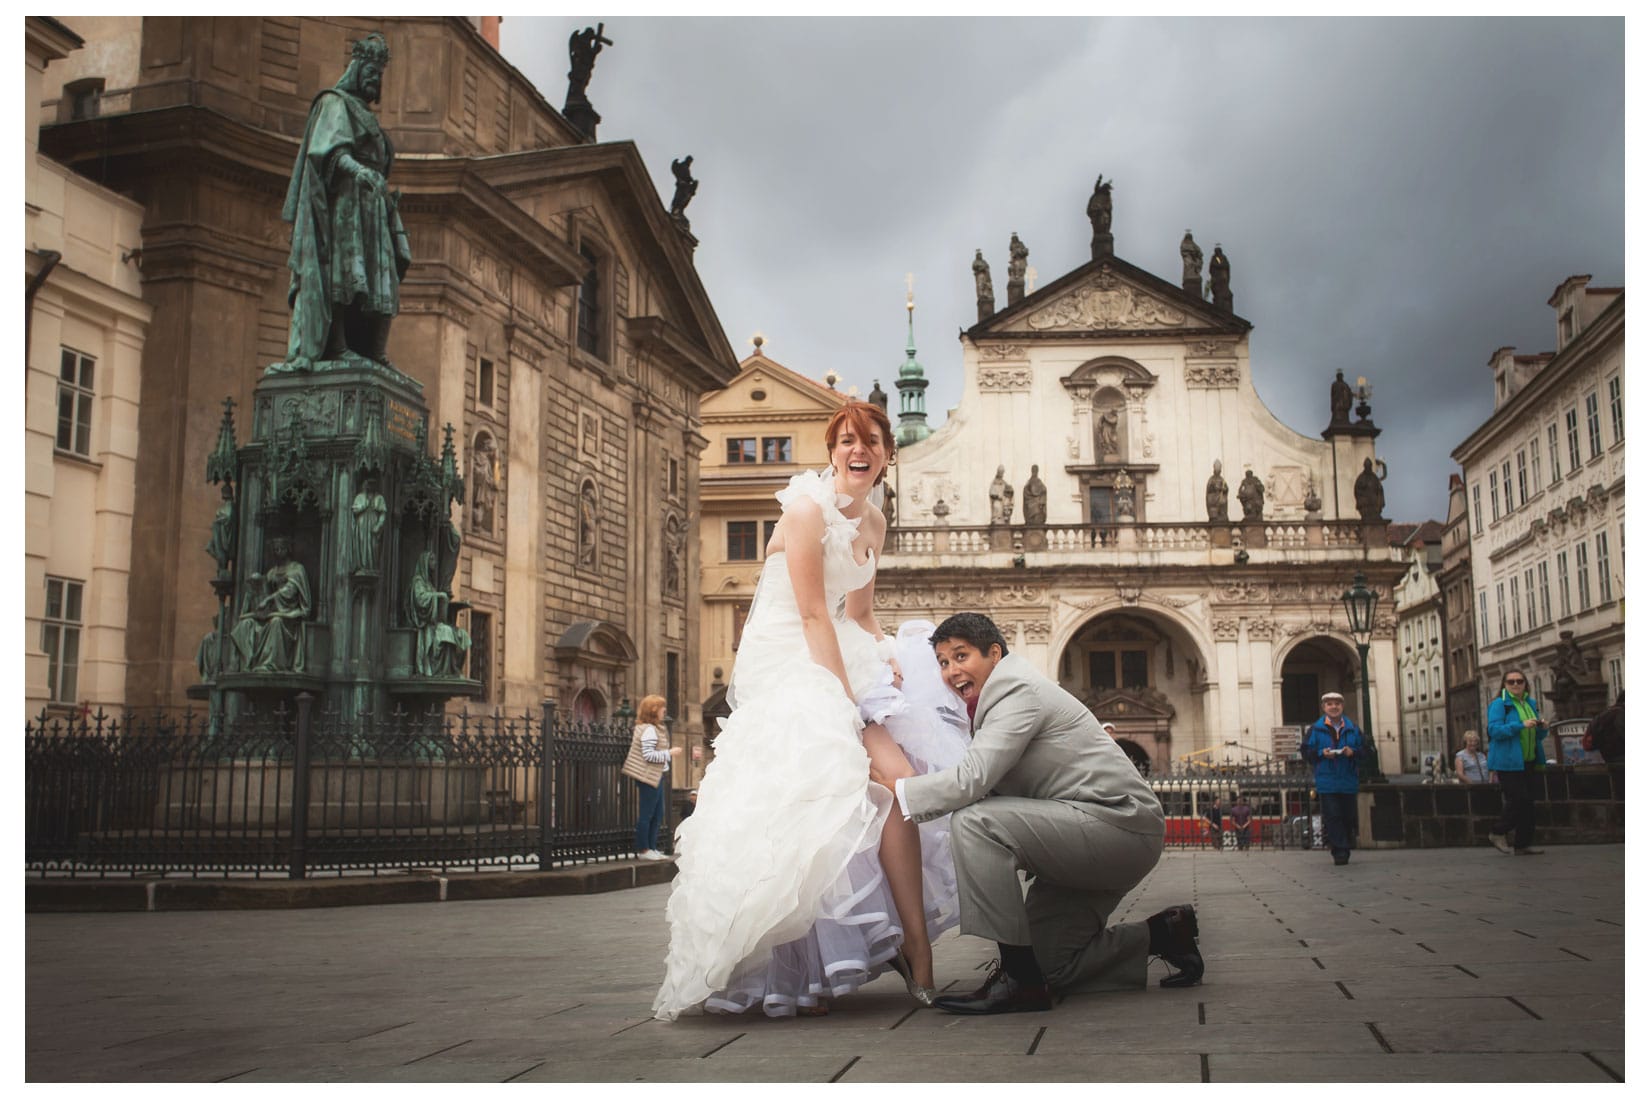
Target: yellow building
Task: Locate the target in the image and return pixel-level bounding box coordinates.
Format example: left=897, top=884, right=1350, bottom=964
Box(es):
left=694, top=343, right=846, bottom=788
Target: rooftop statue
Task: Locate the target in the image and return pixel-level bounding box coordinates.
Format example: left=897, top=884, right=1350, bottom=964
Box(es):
left=1353, top=457, right=1385, bottom=521
left=279, top=33, right=410, bottom=373
left=1180, top=230, right=1203, bottom=293
left=669, top=156, right=699, bottom=220
left=1022, top=465, right=1047, bottom=526
left=1330, top=369, right=1354, bottom=426
left=1205, top=460, right=1229, bottom=523
left=567, top=23, right=612, bottom=101
left=1238, top=466, right=1265, bottom=521
left=972, top=250, right=994, bottom=322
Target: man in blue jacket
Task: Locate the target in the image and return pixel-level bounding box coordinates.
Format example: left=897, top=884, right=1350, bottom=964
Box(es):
left=1302, top=692, right=1364, bottom=866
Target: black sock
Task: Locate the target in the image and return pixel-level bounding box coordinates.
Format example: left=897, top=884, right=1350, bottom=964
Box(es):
left=998, top=942, right=1045, bottom=985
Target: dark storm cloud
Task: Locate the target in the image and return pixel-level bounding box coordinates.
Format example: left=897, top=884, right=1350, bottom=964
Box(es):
left=500, top=17, right=1624, bottom=521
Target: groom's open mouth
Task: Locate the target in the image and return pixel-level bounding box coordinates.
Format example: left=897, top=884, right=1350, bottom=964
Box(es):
left=950, top=676, right=977, bottom=702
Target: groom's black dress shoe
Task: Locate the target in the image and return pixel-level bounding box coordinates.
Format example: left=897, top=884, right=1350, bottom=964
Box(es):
left=1147, top=904, right=1204, bottom=989
left=932, top=963, right=1053, bottom=1015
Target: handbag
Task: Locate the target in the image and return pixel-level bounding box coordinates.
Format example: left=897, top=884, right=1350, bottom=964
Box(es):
left=621, top=724, right=666, bottom=786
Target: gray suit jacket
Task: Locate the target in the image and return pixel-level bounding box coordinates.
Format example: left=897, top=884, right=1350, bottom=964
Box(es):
left=902, top=653, right=1164, bottom=836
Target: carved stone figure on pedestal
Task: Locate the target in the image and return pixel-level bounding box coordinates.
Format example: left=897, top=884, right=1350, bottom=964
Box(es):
left=1113, top=469, right=1136, bottom=519
left=972, top=250, right=995, bottom=322
left=1022, top=465, right=1047, bottom=526
left=1087, top=174, right=1114, bottom=259
left=1329, top=369, right=1354, bottom=426
left=230, top=536, right=312, bottom=673
left=1205, top=460, right=1229, bottom=522
left=279, top=33, right=411, bottom=373
left=1353, top=457, right=1385, bottom=521
left=662, top=516, right=684, bottom=600
left=1097, top=409, right=1120, bottom=460
left=1547, top=631, right=1591, bottom=719
left=1303, top=473, right=1323, bottom=515
left=350, top=476, right=388, bottom=573
left=470, top=434, right=498, bottom=535
left=989, top=465, right=1013, bottom=525
left=1180, top=230, right=1203, bottom=296
left=564, top=24, right=613, bottom=139
left=1209, top=245, right=1232, bottom=313
left=1006, top=233, right=1029, bottom=305
left=407, top=549, right=471, bottom=677
left=578, top=481, right=600, bottom=569
left=206, top=482, right=237, bottom=577
left=1238, top=467, right=1265, bottom=520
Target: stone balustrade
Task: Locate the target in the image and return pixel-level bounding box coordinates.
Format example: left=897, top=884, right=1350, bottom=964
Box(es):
left=885, top=520, right=1384, bottom=561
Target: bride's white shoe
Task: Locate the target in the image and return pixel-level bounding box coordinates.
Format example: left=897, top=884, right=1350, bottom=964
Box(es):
left=888, top=950, right=937, bottom=1007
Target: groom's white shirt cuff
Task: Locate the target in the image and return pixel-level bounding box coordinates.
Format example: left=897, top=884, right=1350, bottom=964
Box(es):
left=894, top=777, right=912, bottom=820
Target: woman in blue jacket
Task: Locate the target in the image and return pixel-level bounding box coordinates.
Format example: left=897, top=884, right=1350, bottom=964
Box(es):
left=1485, top=669, right=1546, bottom=855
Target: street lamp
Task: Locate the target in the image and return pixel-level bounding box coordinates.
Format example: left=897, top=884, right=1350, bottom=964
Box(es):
left=1340, top=570, right=1382, bottom=781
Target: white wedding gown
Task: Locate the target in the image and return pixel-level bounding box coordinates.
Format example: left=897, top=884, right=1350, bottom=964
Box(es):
left=652, top=469, right=970, bottom=1019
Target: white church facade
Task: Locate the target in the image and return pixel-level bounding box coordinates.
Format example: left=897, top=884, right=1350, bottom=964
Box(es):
left=876, top=191, right=1406, bottom=774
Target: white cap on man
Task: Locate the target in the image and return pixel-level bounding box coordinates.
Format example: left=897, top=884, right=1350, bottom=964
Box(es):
left=1321, top=691, right=1344, bottom=702
left=1100, top=721, right=1117, bottom=737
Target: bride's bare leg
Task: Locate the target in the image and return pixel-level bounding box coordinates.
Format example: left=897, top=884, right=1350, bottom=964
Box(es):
left=862, top=723, right=933, bottom=988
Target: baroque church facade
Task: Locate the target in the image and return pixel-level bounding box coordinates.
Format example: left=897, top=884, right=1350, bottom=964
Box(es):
left=32, top=16, right=737, bottom=726
left=877, top=190, right=1406, bottom=774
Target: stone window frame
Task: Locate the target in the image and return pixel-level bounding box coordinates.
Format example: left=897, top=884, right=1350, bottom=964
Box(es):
left=1584, top=391, right=1602, bottom=460
left=726, top=520, right=759, bottom=562
left=570, top=221, right=617, bottom=372
left=56, top=346, right=96, bottom=458
left=42, top=575, right=84, bottom=704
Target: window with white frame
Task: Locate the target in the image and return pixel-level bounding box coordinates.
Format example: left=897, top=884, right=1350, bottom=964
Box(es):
left=42, top=576, right=84, bottom=704
left=1566, top=407, right=1581, bottom=471
left=1472, top=484, right=1483, bottom=534
left=1501, top=460, right=1513, bottom=514
left=1585, top=391, right=1602, bottom=459
left=1524, top=567, right=1537, bottom=628
left=1403, top=624, right=1412, bottom=652
left=1406, top=671, right=1415, bottom=704
left=1495, top=582, right=1507, bottom=640
left=1596, top=531, right=1613, bottom=603
left=1510, top=575, right=1522, bottom=635
left=1575, top=541, right=1591, bottom=610
left=1489, top=468, right=1501, bottom=521
left=1608, top=657, right=1622, bottom=700
left=1547, top=422, right=1561, bottom=483
left=1530, top=437, right=1542, bottom=489
left=1557, top=551, right=1572, bottom=617
left=56, top=348, right=96, bottom=457
left=1516, top=450, right=1528, bottom=506
left=1538, top=561, right=1552, bottom=624
left=1607, top=375, right=1623, bottom=444
left=1478, top=590, right=1490, bottom=647
left=1432, top=666, right=1441, bottom=696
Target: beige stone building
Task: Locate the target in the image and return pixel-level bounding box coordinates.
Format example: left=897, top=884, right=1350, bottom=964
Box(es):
left=878, top=207, right=1406, bottom=774
left=1439, top=473, right=1483, bottom=750
left=1451, top=275, right=1625, bottom=726
left=1391, top=521, right=1446, bottom=774
left=25, top=17, right=152, bottom=719
left=33, top=17, right=737, bottom=732
left=695, top=345, right=846, bottom=788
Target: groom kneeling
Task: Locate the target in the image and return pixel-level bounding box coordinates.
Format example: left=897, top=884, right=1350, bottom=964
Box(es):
left=873, top=613, right=1202, bottom=1014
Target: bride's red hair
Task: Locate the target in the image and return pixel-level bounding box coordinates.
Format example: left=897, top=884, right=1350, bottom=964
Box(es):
left=824, top=401, right=896, bottom=485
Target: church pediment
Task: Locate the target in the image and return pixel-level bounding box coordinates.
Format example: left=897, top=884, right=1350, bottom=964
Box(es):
left=971, top=257, right=1249, bottom=340
left=1084, top=687, right=1177, bottom=721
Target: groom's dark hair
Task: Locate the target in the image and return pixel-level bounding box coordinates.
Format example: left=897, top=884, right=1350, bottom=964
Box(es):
left=929, top=613, right=1009, bottom=658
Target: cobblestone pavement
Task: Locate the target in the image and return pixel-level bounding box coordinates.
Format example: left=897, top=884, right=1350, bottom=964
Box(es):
left=25, top=846, right=1625, bottom=1083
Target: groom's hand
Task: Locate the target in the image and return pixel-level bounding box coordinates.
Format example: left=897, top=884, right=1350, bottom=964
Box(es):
left=867, top=765, right=897, bottom=795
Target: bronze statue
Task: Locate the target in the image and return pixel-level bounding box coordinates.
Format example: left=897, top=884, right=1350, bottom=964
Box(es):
left=350, top=476, right=388, bottom=572
left=1330, top=369, right=1354, bottom=426
left=206, top=482, right=237, bottom=576
left=1180, top=230, right=1203, bottom=293
left=230, top=536, right=312, bottom=673
left=669, top=156, right=698, bottom=220
left=972, top=249, right=994, bottom=322
left=280, top=33, right=411, bottom=372
left=407, top=548, right=470, bottom=677
left=567, top=23, right=612, bottom=100
left=1205, top=460, right=1229, bottom=522
left=1238, top=467, right=1265, bottom=520
left=1353, top=457, right=1385, bottom=521
left=1022, top=465, right=1047, bottom=526
left=1088, top=174, right=1114, bottom=260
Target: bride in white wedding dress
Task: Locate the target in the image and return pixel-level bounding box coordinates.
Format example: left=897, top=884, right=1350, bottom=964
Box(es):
left=653, top=402, right=969, bottom=1020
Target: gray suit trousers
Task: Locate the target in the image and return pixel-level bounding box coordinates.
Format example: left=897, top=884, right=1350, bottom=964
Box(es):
left=950, top=797, right=1164, bottom=991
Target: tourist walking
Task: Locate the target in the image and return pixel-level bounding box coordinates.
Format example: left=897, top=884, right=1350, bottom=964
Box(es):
left=1301, top=692, right=1364, bottom=866
left=623, top=694, right=680, bottom=861
left=1486, top=670, right=1547, bottom=855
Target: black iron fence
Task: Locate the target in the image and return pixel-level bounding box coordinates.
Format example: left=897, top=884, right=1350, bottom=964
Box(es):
left=25, top=698, right=672, bottom=879
left=1148, top=759, right=1321, bottom=851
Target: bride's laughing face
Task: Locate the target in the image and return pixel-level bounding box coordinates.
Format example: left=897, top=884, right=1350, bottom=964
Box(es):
left=831, top=425, right=887, bottom=497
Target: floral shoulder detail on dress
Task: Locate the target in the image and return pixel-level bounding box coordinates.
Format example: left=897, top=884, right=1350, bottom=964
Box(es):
left=776, top=468, right=863, bottom=553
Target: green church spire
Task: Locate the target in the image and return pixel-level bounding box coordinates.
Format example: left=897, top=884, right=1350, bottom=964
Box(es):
left=894, top=276, right=930, bottom=447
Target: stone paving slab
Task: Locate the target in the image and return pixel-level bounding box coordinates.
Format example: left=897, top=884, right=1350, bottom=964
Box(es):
left=25, top=846, right=1625, bottom=1082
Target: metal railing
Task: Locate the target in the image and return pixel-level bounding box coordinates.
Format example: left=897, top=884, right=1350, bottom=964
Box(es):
left=1147, top=758, right=1321, bottom=851
left=24, top=698, right=673, bottom=879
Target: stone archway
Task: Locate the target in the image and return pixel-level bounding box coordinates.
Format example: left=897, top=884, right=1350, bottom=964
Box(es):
left=1277, top=634, right=1360, bottom=728
left=1056, top=607, right=1209, bottom=773
left=1112, top=736, right=1153, bottom=776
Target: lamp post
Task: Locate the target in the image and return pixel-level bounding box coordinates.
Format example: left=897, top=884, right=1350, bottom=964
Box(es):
left=1340, top=570, right=1382, bottom=781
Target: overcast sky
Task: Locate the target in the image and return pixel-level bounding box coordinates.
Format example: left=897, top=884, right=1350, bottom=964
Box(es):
left=499, top=17, right=1625, bottom=522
